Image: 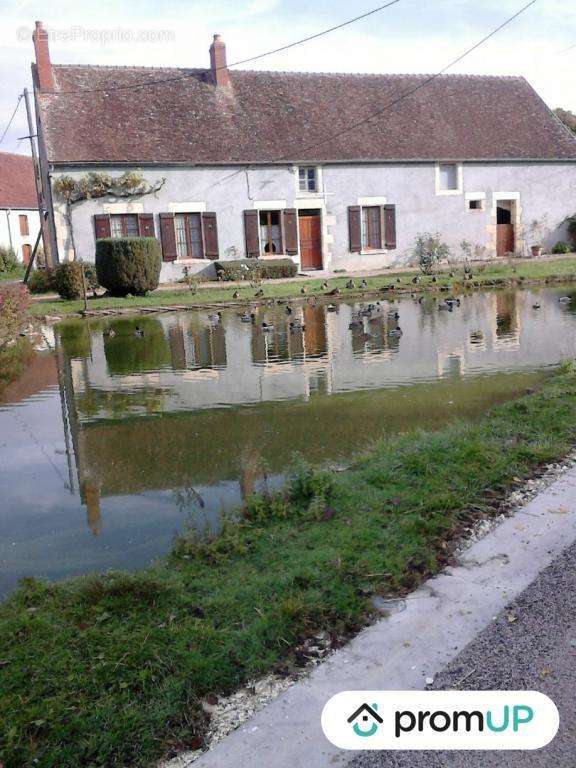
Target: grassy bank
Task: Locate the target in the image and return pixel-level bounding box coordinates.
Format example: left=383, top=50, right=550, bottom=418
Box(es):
left=29, top=256, right=576, bottom=317
left=0, top=267, right=25, bottom=283
left=2, top=367, right=576, bottom=767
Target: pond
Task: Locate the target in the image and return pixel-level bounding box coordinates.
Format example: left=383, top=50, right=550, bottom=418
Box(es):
left=1, top=284, right=576, bottom=597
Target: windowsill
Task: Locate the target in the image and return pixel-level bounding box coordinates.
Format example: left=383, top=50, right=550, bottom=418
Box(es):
left=295, top=191, right=324, bottom=198
left=259, top=253, right=294, bottom=260
left=357, top=249, right=392, bottom=256
left=436, top=189, right=463, bottom=196
left=174, top=258, right=209, bottom=263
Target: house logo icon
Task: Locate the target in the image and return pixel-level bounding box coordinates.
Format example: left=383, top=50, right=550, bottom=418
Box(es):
left=347, top=703, right=383, bottom=738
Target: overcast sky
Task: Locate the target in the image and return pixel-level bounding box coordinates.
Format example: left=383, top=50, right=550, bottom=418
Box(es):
left=0, top=0, right=574, bottom=155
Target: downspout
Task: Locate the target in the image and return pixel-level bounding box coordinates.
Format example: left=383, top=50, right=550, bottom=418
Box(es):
left=5, top=209, right=14, bottom=252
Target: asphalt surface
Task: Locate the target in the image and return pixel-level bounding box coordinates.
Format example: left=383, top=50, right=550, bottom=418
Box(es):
left=351, top=539, right=576, bottom=768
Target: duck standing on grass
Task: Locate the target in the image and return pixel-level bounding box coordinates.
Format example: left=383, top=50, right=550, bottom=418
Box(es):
left=346, top=279, right=355, bottom=289
left=321, top=281, right=329, bottom=290
left=232, top=290, right=240, bottom=300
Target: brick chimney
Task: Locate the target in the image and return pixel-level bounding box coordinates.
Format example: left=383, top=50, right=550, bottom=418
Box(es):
left=209, top=34, right=230, bottom=87
left=33, top=21, right=55, bottom=92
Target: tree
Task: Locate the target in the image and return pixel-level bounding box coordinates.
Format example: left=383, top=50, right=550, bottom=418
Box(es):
left=554, top=108, right=576, bottom=134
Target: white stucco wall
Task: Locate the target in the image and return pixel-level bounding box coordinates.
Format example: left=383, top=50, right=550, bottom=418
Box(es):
left=50, top=161, right=576, bottom=281
left=0, top=207, right=41, bottom=262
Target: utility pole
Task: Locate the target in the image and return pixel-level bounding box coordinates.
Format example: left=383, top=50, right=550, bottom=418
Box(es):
left=23, top=87, right=55, bottom=269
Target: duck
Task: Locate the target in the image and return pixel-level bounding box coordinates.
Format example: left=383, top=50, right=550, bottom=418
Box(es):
left=321, top=281, right=329, bottom=290
left=285, top=305, right=293, bottom=315
left=300, top=286, right=308, bottom=295
left=261, top=321, right=274, bottom=331
left=346, top=279, right=355, bottom=289
left=431, top=276, right=437, bottom=283
left=328, top=287, right=341, bottom=296
left=532, top=303, right=541, bottom=310
left=290, top=321, right=306, bottom=331
left=134, top=326, right=144, bottom=337
left=388, top=326, right=403, bottom=337
left=411, top=275, right=420, bottom=284
left=327, top=304, right=338, bottom=312
left=387, top=310, right=400, bottom=320
left=208, top=312, right=222, bottom=323
left=232, top=290, right=240, bottom=300
left=254, top=289, right=264, bottom=298
left=240, top=313, right=256, bottom=323
left=104, top=328, right=116, bottom=338
left=559, top=296, right=572, bottom=303
left=360, top=279, right=368, bottom=289
left=438, top=301, right=454, bottom=311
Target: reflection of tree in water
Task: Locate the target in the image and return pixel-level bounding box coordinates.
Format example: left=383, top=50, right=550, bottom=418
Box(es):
left=104, top=317, right=172, bottom=375
left=75, top=388, right=168, bottom=421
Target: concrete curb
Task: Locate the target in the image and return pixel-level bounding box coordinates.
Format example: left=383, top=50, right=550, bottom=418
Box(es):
left=185, top=463, right=576, bottom=768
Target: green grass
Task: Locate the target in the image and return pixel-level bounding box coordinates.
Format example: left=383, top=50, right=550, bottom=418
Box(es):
left=28, top=256, right=576, bottom=317
left=0, top=267, right=25, bottom=283
left=2, top=369, right=576, bottom=767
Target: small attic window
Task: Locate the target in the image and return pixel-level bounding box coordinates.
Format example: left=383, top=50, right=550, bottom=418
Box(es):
left=439, top=163, right=458, bottom=190
left=298, top=166, right=319, bottom=193
left=469, top=198, right=484, bottom=210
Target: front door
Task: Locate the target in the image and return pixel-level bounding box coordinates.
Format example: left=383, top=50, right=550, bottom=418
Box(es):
left=298, top=210, right=322, bottom=270
left=496, top=203, right=515, bottom=256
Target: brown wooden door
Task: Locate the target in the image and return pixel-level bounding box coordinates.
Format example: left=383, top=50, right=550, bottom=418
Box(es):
left=497, top=224, right=515, bottom=256
left=298, top=211, right=322, bottom=270
left=22, top=244, right=31, bottom=265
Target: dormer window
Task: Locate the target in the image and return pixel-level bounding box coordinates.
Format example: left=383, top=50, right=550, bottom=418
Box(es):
left=298, top=166, right=319, bottom=193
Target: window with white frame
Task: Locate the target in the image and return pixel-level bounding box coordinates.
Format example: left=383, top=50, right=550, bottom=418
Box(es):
left=298, top=166, right=319, bottom=193
left=361, top=206, right=383, bottom=250
left=110, top=213, right=139, bottom=238
left=174, top=213, right=203, bottom=259
left=259, top=210, right=283, bottom=254
left=438, top=163, right=459, bottom=191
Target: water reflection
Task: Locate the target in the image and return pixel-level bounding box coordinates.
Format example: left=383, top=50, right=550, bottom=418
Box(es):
left=1, top=285, right=576, bottom=595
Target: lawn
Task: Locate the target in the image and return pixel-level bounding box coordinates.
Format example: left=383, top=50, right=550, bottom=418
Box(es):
left=2, top=366, right=576, bottom=767
left=28, top=256, right=576, bottom=317
left=0, top=266, right=25, bottom=283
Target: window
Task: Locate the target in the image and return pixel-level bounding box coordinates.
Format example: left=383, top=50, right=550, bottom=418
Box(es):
left=298, top=166, right=318, bottom=193
left=361, top=206, right=383, bottom=250
left=259, top=210, right=283, bottom=254
left=19, top=214, right=29, bottom=236
left=468, top=198, right=484, bottom=211
left=110, top=214, right=139, bottom=238
left=438, top=163, right=459, bottom=191
left=174, top=213, right=203, bottom=259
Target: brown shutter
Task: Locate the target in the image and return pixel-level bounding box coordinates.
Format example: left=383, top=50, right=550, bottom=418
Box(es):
left=244, top=210, right=260, bottom=258
left=138, top=213, right=155, bottom=238
left=202, top=212, right=219, bottom=260
left=348, top=206, right=362, bottom=252
left=159, top=213, right=177, bottom=262
left=94, top=214, right=111, bottom=239
left=283, top=209, right=298, bottom=255
left=384, top=204, right=397, bottom=250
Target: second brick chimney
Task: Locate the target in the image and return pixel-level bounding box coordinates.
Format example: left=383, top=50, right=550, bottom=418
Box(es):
left=209, top=34, right=230, bottom=87
left=32, top=20, right=55, bottom=92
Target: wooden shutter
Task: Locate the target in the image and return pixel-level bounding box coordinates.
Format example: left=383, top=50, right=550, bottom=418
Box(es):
left=244, top=210, right=260, bottom=258
left=202, top=212, right=219, bottom=260
left=348, top=206, right=362, bottom=252
left=94, top=214, right=111, bottom=239
left=138, top=213, right=155, bottom=238
left=159, top=213, right=177, bottom=262
left=282, top=209, right=298, bottom=255
left=384, top=204, right=397, bottom=250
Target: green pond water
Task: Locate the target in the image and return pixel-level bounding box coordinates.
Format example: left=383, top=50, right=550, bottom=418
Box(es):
left=1, top=284, right=576, bottom=597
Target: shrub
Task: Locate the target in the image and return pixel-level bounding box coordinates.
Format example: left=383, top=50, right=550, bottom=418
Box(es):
left=0, top=246, right=18, bottom=273
left=53, top=261, right=100, bottom=300
left=0, top=284, right=30, bottom=350
left=27, top=268, right=55, bottom=294
left=566, top=215, right=576, bottom=247
left=214, top=258, right=298, bottom=281
left=552, top=241, right=572, bottom=254
left=96, top=237, right=161, bottom=296
left=413, top=233, right=451, bottom=274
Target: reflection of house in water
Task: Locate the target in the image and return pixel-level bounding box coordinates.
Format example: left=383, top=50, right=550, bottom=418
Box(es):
left=437, top=346, right=466, bottom=378
left=492, top=292, right=522, bottom=349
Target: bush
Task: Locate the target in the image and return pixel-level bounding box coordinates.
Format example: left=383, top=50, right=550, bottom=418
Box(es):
left=552, top=241, right=572, bottom=254
left=0, top=246, right=18, bottom=274
left=53, top=262, right=100, bottom=300
left=413, top=233, right=451, bottom=275
left=27, top=268, right=55, bottom=294
left=96, top=238, right=161, bottom=296
left=0, top=284, right=30, bottom=350
left=214, top=258, right=298, bottom=281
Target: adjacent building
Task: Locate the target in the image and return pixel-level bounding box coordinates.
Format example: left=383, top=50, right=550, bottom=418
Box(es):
left=31, top=21, right=576, bottom=282
left=0, top=151, right=41, bottom=264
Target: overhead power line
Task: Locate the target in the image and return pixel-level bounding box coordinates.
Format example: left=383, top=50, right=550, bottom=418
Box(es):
left=556, top=42, right=576, bottom=55
left=0, top=94, right=23, bottom=147
left=202, top=0, right=539, bottom=195
left=52, top=0, right=403, bottom=95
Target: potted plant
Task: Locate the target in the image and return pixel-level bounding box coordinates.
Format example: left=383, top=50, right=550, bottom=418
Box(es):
left=531, top=243, right=543, bottom=257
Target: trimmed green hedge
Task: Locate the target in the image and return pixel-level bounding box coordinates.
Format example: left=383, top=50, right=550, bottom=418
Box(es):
left=96, top=238, right=162, bottom=296
left=215, top=258, right=298, bottom=281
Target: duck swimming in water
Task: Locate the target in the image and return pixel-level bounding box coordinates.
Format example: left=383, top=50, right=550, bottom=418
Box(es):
left=208, top=312, right=222, bottom=323
left=134, top=326, right=144, bottom=337
left=261, top=321, right=274, bottom=331
left=104, top=328, right=116, bottom=338
left=290, top=321, right=306, bottom=331
left=559, top=296, right=572, bottom=303
left=388, top=326, right=403, bottom=337
left=240, top=313, right=255, bottom=323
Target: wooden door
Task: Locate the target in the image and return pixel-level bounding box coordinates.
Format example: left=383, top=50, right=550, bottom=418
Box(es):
left=298, top=211, right=322, bottom=270
left=22, top=244, right=31, bottom=265
left=496, top=224, right=515, bottom=256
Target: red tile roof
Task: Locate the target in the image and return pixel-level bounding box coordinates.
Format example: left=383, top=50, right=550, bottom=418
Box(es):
left=0, top=152, right=38, bottom=208
left=38, top=67, right=576, bottom=164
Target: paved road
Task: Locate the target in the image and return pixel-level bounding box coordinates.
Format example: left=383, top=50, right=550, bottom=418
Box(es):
left=351, top=540, right=576, bottom=768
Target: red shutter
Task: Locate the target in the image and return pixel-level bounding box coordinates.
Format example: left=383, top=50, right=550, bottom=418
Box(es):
left=348, top=206, right=362, bottom=252
left=283, top=209, right=298, bottom=255
left=244, top=210, right=260, bottom=258
left=384, top=205, right=397, bottom=250
left=159, top=213, right=177, bottom=262
left=202, top=212, right=219, bottom=260
left=94, top=214, right=111, bottom=239
left=138, top=213, right=155, bottom=238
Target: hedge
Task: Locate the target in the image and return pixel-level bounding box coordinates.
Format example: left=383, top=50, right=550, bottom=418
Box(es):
left=214, top=258, right=298, bottom=281
left=96, top=238, right=161, bottom=296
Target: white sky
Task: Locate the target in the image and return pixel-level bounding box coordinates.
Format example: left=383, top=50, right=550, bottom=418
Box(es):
left=0, top=0, right=574, bottom=154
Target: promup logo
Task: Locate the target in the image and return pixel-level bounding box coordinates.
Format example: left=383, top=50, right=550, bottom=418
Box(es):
left=322, top=691, right=559, bottom=750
